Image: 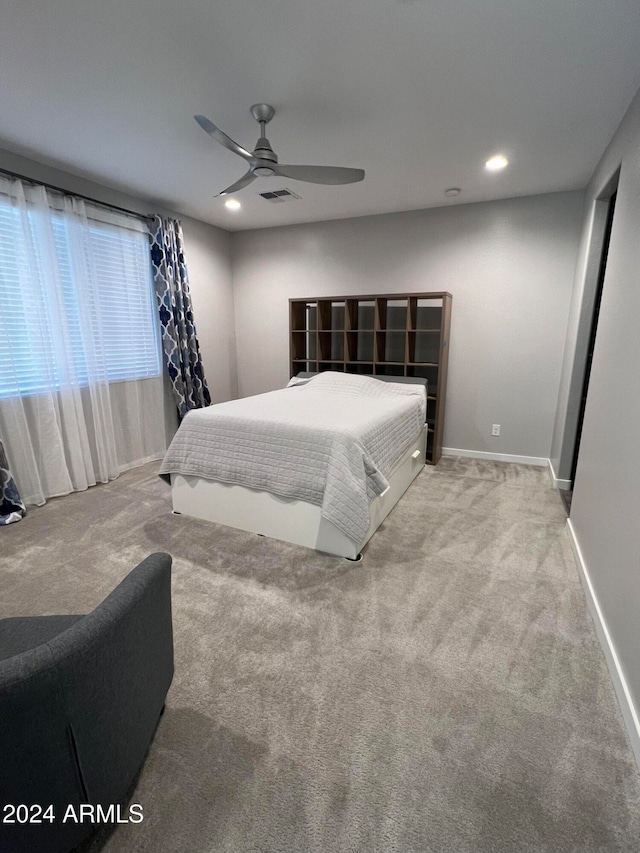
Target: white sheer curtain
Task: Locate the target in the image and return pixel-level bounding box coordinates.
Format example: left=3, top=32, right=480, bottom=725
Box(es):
left=0, top=176, right=169, bottom=506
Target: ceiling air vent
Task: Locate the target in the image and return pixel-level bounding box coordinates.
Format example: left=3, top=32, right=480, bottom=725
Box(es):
left=259, top=188, right=301, bottom=203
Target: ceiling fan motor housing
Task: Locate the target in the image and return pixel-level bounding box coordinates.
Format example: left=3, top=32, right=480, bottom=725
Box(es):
left=252, top=138, right=278, bottom=163
left=252, top=129, right=278, bottom=175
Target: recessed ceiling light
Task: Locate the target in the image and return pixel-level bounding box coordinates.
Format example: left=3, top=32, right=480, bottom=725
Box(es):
left=485, top=154, right=509, bottom=171
left=444, top=187, right=460, bottom=197
left=224, top=198, right=241, bottom=211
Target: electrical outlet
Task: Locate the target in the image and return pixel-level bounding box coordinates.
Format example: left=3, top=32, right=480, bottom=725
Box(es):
left=492, top=424, right=500, bottom=436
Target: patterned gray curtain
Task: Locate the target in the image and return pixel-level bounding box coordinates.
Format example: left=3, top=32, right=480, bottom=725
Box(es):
left=149, top=216, right=212, bottom=418
left=0, top=438, right=25, bottom=525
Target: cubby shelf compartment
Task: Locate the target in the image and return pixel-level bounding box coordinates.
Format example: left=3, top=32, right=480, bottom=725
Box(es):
left=289, top=291, right=452, bottom=464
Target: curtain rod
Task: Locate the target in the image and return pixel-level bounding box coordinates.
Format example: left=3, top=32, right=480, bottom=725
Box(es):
left=0, top=166, right=152, bottom=223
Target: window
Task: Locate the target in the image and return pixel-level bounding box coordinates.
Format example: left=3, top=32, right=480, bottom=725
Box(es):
left=0, top=193, right=161, bottom=400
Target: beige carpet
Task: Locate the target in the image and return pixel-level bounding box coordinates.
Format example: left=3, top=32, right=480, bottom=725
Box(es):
left=2, top=457, right=640, bottom=852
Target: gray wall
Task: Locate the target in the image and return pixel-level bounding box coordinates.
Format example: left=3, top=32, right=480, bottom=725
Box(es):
left=179, top=219, right=236, bottom=402
left=231, top=192, right=583, bottom=458
left=0, top=148, right=237, bottom=403
left=563, top=85, right=640, bottom=734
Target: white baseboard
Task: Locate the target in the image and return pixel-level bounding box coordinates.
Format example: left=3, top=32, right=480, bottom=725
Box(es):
left=548, top=458, right=571, bottom=490
left=441, top=447, right=548, bottom=467
left=566, top=519, right=640, bottom=770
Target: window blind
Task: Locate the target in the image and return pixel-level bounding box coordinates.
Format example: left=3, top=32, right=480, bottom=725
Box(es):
left=0, top=196, right=161, bottom=400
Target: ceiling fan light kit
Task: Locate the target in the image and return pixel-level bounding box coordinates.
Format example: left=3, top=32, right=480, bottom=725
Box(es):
left=195, top=104, right=365, bottom=197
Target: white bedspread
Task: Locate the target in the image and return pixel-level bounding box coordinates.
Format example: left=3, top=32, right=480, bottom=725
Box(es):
left=159, top=372, right=426, bottom=547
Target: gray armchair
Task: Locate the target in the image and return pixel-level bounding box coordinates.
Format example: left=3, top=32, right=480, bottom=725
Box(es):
left=0, top=552, right=174, bottom=853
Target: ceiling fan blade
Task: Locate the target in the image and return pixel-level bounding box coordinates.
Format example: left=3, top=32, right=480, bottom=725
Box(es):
left=215, top=170, right=257, bottom=197
left=273, top=164, right=365, bottom=185
left=194, top=114, right=256, bottom=164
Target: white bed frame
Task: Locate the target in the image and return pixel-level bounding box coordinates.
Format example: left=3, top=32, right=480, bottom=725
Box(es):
left=170, top=424, right=427, bottom=559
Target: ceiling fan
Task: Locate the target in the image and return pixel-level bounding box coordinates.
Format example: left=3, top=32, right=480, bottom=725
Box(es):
left=194, top=104, right=365, bottom=197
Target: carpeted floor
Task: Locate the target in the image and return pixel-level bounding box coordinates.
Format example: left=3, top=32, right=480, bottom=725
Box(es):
left=2, top=457, right=640, bottom=852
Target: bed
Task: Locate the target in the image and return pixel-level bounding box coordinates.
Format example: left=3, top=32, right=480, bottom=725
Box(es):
left=159, top=372, right=427, bottom=558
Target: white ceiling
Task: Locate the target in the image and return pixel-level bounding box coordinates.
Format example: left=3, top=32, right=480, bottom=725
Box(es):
left=1, top=0, right=640, bottom=231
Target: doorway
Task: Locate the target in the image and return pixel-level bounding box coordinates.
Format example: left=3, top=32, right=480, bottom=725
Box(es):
left=561, top=190, right=617, bottom=514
